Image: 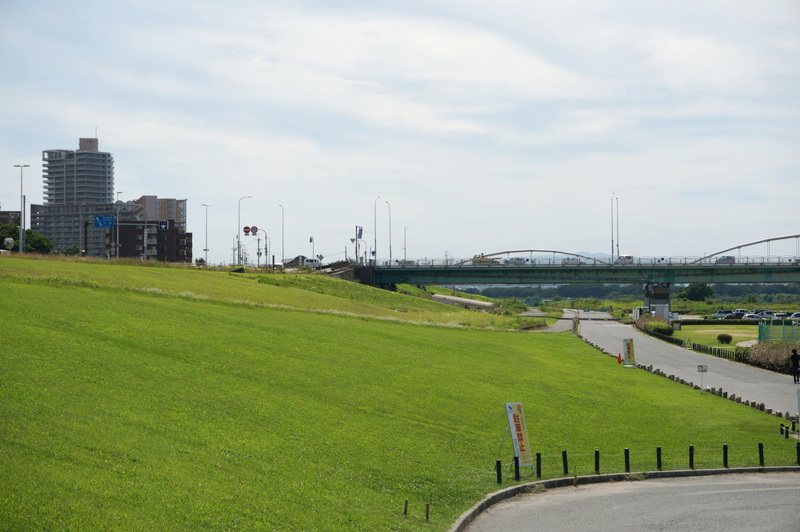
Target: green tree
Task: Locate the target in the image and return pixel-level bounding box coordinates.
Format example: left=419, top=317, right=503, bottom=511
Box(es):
left=677, top=283, right=713, bottom=301
left=0, top=223, right=54, bottom=254
left=24, top=229, right=54, bottom=254
left=58, top=245, right=81, bottom=256
left=0, top=223, right=19, bottom=250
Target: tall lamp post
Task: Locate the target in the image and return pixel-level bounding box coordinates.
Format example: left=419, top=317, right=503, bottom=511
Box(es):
left=278, top=204, right=284, bottom=267
left=373, top=195, right=381, bottom=265
left=238, top=196, right=252, bottom=265
left=14, top=164, right=29, bottom=253
left=385, top=200, right=392, bottom=264
left=202, top=203, right=212, bottom=264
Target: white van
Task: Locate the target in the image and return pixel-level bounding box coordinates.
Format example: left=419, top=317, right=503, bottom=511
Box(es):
left=614, top=255, right=634, bottom=265
left=303, top=258, right=321, bottom=268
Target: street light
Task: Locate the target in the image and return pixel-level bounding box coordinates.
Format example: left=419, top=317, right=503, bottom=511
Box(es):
left=14, top=164, right=29, bottom=253
left=202, top=203, right=212, bottom=264
left=373, top=195, right=380, bottom=265
left=238, top=196, right=252, bottom=265
left=278, top=204, right=284, bottom=267
left=385, top=200, right=392, bottom=264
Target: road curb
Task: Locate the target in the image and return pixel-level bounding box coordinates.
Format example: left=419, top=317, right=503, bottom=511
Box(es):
left=448, top=467, right=800, bottom=532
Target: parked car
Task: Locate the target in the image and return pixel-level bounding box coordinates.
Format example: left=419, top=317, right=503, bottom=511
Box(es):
left=734, top=309, right=750, bottom=314
left=756, top=310, right=776, bottom=319
left=715, top=256, right=736, bottom=264
left=712, top=309, right=734, bottom=319
left=742, top=314, right=764, bottom=320
left=723, top=312, right=746, bottom=320
left=773, top=312, right=789, bottom=319
left=790, top=312, right=800, bottom=320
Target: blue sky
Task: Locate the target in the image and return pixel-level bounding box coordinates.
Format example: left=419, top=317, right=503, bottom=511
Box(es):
left=1, top=0, right=798, bottom=265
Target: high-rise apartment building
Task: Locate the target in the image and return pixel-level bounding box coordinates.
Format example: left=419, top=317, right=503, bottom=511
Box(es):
left=31, top=138, right=192, bottom=262
left=43, top=138, right=114, bottom=205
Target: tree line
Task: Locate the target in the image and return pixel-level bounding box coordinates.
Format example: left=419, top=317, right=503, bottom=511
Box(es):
left=462, top=283, right=800, bottom=304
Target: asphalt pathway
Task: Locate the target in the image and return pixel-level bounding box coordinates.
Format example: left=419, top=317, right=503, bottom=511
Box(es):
left=577, top=312, right=799, bottom=417
left=464, top=472, right=800, bottom=531
left=458, top=311, right=800, bottom=531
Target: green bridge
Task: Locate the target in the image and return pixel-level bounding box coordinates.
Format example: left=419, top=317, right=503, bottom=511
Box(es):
left=357, top=262, right=800, bottom=287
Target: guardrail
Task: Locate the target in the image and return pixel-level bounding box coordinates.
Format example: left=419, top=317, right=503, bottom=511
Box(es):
left=375, top=256, right=800, bottom=268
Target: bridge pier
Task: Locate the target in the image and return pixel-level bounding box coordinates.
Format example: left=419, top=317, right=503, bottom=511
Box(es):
left=644, top=282, right=672, bottom=320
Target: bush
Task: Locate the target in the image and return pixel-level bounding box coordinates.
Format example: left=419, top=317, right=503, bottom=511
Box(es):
left=717, top=334, right=733, bottom=344
left=746, top=342, right=800, bottom=373
left=645, top=320, right=673, bottom=336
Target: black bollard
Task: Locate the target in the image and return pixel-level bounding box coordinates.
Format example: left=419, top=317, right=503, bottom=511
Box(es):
left=759, top=443, right=764, bottom=467
left=514, top=455, right=520, bottom=481
left=594, top=449, right=600, bottom=474
left=562, top=451, right=569, bottom=476
left=624, top=448, right=630, bottom=473
left=656, top=446, right=662, bottom=470
left=723, top=444, right=728, bottom=468
left=496, top=459, right=502, bottom=484
left=781, top=424, right=785, bottom=436
left=689, top=445, right=694, bottom=469
left=796, top=442, right=800, bottom=466
left=786, top=425, right=790, bottom=439
left=536, top=452, right=542, bottom=478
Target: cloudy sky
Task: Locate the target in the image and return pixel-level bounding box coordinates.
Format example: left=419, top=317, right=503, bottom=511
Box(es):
left=1, top=0, right=798, bottom=265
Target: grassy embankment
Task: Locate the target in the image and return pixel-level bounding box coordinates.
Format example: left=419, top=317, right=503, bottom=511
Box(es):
left=1, top=256, right=796, bottom=530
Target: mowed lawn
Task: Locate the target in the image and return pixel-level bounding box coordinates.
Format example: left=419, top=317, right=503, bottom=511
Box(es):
left=1, top=259, right=796, bottom=530
left=673, top=324, right=760, bottom=348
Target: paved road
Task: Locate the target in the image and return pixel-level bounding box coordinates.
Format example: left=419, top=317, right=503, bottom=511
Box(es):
left=577, top=313, right=799, bottom=417
left=461, top=311, right=800, bottom=531
left=465, top=472, right=800, bottom=531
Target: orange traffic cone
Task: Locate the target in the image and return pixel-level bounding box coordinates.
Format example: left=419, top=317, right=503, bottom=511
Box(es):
left=618, top=353, right=622, bottom=364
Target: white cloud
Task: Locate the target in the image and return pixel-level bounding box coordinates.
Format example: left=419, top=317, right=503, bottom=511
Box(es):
left=646, top=30, right=763, bottom=94
left=0, top=0, right=798, bottom=264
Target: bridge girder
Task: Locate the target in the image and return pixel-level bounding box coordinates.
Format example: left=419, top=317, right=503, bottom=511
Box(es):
left=363, top=264, right=800, bottom=287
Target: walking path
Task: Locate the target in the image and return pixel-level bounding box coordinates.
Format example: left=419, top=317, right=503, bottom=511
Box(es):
left=577, top=312, right=798, bottom=417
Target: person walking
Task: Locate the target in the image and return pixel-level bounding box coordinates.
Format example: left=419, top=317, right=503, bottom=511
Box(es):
left=791, top=349, right=800, bottom=384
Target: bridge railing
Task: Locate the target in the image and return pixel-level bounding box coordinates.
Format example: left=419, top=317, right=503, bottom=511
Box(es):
left=376, top=256, right=800, bottom=268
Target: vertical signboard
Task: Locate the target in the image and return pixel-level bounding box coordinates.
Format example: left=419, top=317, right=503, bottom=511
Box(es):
left=623, top=338, right=636, bottom=367
left=505, top=403, right=533, bottom=466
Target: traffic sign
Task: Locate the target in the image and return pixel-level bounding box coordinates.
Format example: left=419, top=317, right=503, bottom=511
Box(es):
left=159, top=220, right=169, bottom=230
left=250, top=225, right=258, bottom=234
left=243, top=226, right=251, bottom=235
left=94, top=215, right=114, bottom=228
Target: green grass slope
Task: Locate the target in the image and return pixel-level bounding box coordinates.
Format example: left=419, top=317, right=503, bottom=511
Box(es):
left=1, top=257, right=795, bottom=530
left=0, top=256, right=517, bottom=329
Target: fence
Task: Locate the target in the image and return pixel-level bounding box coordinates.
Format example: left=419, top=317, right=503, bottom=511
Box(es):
left=759, top=320, right=800, bottom=343
left=495, top=439, right=800, bottom=483
left=689, top=342, right=748, bottom=363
